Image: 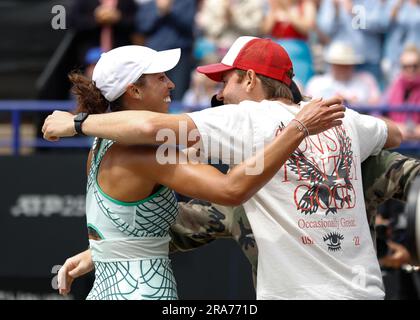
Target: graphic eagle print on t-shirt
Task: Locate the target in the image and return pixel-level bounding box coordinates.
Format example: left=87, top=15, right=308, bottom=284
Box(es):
left=278, top=123, right=355, bottom=215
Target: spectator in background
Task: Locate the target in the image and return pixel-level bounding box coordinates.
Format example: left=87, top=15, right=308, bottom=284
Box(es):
left=68, top=47, right=103, bottom=100
left=182, top=54, right=221, bottom=112
left=84, top=47, right=103, bottom=79
left=261, top=0, right=316, bottom=86
left=135, top=0, right=196, bottom=101
left=317, top=0, right=388, bottom=86
left=376, top=207, right=419, bottom=299
left=197, top=0, right=264, bottom=57
left=305, top=42, right=381, bottom=105
left=68, top=0, right=137, bottom=66
left=382, top=0, right=420, bottom=83
left=386, top=45, right=420, bottom=140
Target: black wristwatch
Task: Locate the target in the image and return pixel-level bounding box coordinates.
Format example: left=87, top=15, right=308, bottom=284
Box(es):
left=74, top=112, right=89, bottom=136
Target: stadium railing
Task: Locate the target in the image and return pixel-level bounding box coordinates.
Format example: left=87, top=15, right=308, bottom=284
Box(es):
left=0, top=100, right=419, bottom=155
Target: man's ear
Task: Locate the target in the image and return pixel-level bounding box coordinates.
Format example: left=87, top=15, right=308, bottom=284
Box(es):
left=245, top=69, right=257, bottom=92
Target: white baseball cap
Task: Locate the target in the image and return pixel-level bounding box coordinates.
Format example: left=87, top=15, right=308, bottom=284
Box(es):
left=324, top=42, right=364, bottom=65
left=92, top=45, right=181, bottom=102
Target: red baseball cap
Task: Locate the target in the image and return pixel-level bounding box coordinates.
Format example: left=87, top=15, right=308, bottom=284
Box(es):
left=197, top=36, right=293, bottom=85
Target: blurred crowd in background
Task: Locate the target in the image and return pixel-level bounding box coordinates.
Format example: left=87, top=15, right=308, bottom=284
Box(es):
left=67, top=0, right=420, bottom=142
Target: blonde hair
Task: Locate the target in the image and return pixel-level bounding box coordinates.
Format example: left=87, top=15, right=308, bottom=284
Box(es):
left=401, top=44, right=420, bottom=60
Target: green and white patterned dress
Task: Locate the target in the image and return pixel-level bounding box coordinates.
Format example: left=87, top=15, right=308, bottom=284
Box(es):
left=85, top=138, right=179, bottom=300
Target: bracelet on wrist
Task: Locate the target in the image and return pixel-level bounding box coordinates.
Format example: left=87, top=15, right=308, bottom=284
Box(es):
left=291, top=119, right=310, bottom=137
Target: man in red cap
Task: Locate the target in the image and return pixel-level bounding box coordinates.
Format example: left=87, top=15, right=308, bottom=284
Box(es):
left=43, top=36, right=402, bottom=299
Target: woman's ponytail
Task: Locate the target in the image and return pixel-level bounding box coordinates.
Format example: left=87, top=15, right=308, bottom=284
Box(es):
left=68, top=71, right=109, bottom=114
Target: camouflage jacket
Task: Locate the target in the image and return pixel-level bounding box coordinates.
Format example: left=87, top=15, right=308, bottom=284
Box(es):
left=169, top=151, right=420, bottom=285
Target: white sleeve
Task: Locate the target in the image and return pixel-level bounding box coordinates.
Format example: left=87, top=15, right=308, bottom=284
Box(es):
left=346, top=108, right=388, bottom=161
left=187, top=103, right=259, bottom=165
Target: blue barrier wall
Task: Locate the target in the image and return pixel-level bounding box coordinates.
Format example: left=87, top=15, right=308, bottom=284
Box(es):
left=0, top=100, right=419, bottom=155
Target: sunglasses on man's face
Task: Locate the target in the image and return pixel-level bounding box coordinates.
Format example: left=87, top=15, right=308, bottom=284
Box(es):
left=402, top=63, right=419, bottom=71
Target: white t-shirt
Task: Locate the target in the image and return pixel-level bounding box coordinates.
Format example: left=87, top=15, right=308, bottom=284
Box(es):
left=305, top=72, right=381, bottom=105
left=188, top=100, right=387, bottom=300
